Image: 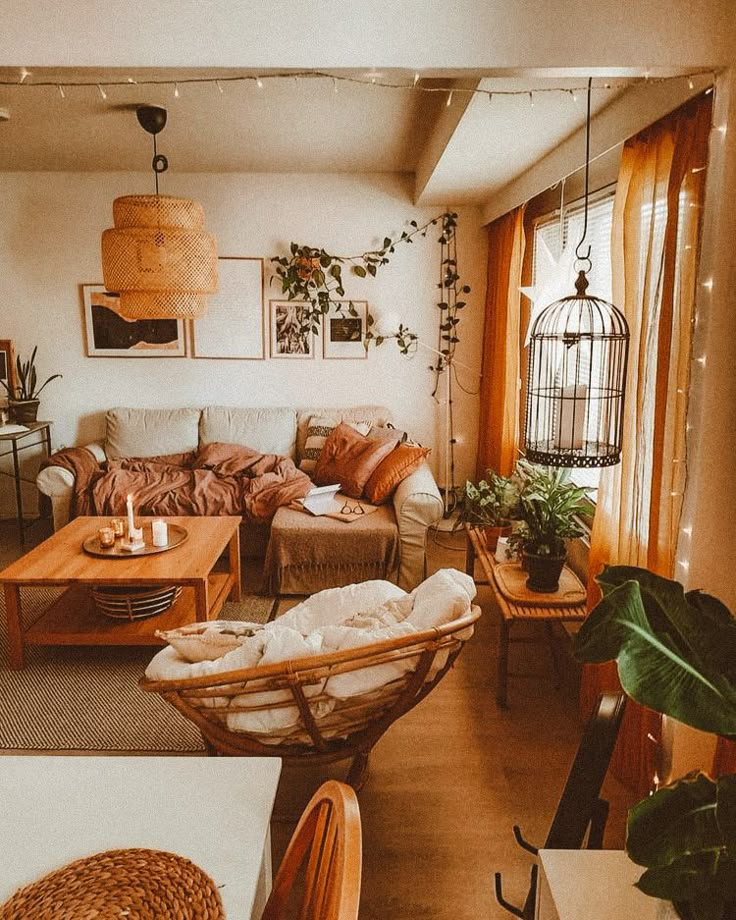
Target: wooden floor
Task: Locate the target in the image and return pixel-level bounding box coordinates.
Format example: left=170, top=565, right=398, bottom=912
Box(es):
left=0, top=517, right=636, bottom=919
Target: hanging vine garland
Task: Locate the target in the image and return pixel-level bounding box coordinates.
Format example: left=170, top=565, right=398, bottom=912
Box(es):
left=270, top=211, right=470, bottom=366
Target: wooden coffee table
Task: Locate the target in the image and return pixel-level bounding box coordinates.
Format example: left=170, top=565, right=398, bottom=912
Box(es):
left=0, top=515, right=241, bottom=669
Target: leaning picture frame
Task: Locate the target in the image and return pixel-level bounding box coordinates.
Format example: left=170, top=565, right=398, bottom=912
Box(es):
left=269, top=300, right=314, bottom=359
left=322, top=300, right=368, bottom=359
left=81, top=285, right=186, bottom=357
left=190, top=257, right=265, bottom=359
left=0, top=339, right=16, bottom=399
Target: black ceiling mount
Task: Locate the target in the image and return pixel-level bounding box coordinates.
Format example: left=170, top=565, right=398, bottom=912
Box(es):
left=136, top=105, right=167, bottom=136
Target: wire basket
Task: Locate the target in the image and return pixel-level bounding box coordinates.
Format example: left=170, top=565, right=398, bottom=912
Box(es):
left=91, top=584, right=183, bottom=620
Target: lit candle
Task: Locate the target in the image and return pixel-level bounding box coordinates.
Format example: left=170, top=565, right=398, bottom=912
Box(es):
left=126, top=493, right=135, bottom=538
left=151, top=519, right=168, bottom=547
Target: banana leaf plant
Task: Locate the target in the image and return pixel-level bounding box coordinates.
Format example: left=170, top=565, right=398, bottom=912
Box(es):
left=574, top=565, right=736, bottom=920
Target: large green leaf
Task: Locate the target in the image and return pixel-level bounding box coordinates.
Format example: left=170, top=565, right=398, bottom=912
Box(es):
left=627, top=774, right=736, bottom=920
left=574, top=565, right=736, bottom=735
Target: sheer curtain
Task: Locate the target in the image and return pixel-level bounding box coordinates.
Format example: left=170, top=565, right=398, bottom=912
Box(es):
left=581, top=93, right=713, bottom=795
left=476, top=205, right=526, bottom=477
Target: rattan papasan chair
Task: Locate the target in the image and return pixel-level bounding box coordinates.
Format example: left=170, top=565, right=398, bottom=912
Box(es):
left=141, top=568, right=480, bottom=788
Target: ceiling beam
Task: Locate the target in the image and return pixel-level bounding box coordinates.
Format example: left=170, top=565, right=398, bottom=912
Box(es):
left=480, top=73, right=713, bottom=225
left=414, top=78, right=481, bottom=204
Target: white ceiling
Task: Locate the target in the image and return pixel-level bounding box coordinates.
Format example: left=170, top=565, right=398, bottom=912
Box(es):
left=0, top=67, right=665, bottom=206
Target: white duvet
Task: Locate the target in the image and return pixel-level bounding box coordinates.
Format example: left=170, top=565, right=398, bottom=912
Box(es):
left=145, top=568, right=476, bottom=737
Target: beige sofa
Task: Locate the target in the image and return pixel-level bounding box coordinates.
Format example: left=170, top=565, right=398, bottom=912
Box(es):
left=36, top=405, right=444, bottom=591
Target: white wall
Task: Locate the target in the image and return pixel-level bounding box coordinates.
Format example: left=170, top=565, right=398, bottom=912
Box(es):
left=0, top=170, right=486, bottom=513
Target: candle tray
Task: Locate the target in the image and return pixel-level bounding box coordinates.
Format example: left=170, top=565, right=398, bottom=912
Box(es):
left=82, top=523, right=188, bottom=558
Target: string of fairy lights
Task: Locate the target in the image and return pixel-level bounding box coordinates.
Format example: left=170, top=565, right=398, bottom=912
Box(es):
left=0, top=67, right=717, bottom=107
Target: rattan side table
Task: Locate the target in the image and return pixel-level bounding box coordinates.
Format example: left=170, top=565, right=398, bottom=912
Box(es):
left=464, top=524, right=588, bottom=707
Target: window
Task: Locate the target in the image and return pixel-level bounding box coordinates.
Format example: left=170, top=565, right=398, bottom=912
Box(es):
left=530, top=189, right=616, bottom=497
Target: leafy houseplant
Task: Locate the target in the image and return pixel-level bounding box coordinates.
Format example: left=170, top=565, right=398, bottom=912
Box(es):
left=0, top=346, right=62, bottom=423
left=507, top=459, right=591, bottom=591
left=454, top=470, right=519, bottom=550
left=574, top=565, right=736, bottom=920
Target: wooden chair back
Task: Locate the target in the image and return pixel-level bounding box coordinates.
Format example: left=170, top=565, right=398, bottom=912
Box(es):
left=262, top=780, right=362, bottom=920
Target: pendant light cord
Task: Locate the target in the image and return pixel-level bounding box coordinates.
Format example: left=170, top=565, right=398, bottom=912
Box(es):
left=575, top=76, right=593, bottom=270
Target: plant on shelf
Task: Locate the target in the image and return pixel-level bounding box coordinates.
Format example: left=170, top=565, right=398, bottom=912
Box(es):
left=453, top=470, right=519, bottom=550
left=0, top=346, right=62, bottom=423
left=574, top=565, right=736, bottom=920
left=507, top=459, right=591, bottom=591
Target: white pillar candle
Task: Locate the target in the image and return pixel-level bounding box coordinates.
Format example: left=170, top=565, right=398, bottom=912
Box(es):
left=555, top=384, right=587, bottom=450
left=126, top=493, right=135, bottom=538
left=151, top=519, right=168, bottom=547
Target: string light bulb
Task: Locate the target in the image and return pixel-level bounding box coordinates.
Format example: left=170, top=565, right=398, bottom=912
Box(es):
left=413, top=72, right=420, bottom=87
left=529, top=91, right=534, bottom=108
left=97, top=84, right=107, bottom=100
left=173, top=83, right=180, bottom=98
left=19, top=67, right=30, bottom=84
left=216, top=80, right=224, bottom=94
left=57, top=84, right=65, bottom=99
left=446, top=90, right=453, bottom=107
left=688, top=77, right=695, bottom=90
left=256, top=76, right=263, bottom=89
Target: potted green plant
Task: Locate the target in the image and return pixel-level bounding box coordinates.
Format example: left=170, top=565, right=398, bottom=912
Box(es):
left=0, top=346, right=62, bottom=423
left=507, top=459, right=591, bottom=591
left=454, top=469, right=519, bottom=550
left=574, top=565, right=736, bottom=920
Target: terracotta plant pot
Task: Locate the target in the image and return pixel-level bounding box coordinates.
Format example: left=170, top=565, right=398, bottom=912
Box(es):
left=524, top=551, right=566, bottom=592
left=482, top=522, right=512, bottom=552
left=9, top=399, right=40, bottom=424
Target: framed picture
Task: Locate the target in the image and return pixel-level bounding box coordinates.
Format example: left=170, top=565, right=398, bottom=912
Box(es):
left=322, top=300, right=368, bottom=359
left=191, top=257, right=265, bottom=359
left=269, top=300, right=314, bottom=359
left=0, top=339, right=16, bottom=398
left=81, top=286, right=186, bottom=358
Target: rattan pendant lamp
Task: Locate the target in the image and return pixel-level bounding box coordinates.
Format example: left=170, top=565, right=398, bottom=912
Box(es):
left=523, top=79, right=630, bottom=468
left=101, top=105, right=217, bottom=319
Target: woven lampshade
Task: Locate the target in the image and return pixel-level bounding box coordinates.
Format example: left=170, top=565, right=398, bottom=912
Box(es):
left=101, top=194, right=218, bottom=319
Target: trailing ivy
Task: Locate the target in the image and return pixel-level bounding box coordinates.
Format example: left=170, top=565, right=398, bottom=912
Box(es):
left=270, top=211, right=469, bottom=365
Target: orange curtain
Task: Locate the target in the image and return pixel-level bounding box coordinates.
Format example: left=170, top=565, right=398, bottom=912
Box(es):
left=476, top=205, right=526, bottom=477
left=581, top=93, right=713, bottom=797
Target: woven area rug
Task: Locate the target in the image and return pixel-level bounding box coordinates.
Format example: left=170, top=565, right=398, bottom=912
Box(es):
left=0, top=588, right=277, bottom=753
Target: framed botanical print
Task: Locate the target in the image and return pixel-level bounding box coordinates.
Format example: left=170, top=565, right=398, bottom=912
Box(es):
left=269, top=300, right=314, bottom=359
left=0, top=339, right=16, bottom=398
left=322, top=300, right=368, bottom=359
left=191, top=257, right=265, bottom=359
left=81, top=285, right=186, bottom=357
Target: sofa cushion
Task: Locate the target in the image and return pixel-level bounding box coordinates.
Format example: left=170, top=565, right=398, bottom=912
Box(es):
left=106, top=407, right=201, bottom=459
left=313, top=423, right=396, bottom=498
left=295, top=406, right=393, bottom=464
left=199, top=406, right=297, bottom=457
left=364, top=444, right=432, bottom=505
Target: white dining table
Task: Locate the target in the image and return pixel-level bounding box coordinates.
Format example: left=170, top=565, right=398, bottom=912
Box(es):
left=0, top=755, right=282, bottom=919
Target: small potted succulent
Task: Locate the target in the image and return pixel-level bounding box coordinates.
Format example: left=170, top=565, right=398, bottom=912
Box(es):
left=507, top=459, right=591, bottom=591
left=454, top=469, right=519, bottom=550
left=0, top=346, right=62, bottom=423
left=574, top=565, right=736, bottom=920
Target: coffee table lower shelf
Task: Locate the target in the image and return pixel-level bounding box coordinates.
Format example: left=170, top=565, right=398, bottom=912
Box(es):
left=24, top=571, right=234, bottom=648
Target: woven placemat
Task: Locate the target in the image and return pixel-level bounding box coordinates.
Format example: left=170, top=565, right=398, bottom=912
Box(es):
left=493, top=562, right=586, bottom=606
left=0, top=847, right=225, bottom=919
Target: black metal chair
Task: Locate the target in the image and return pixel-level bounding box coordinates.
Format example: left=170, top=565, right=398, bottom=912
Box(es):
left=494, top=691, right=627, bottom=919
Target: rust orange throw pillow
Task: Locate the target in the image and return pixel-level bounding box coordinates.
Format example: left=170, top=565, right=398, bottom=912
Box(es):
left=364, top=443, right=431, bottom=504
left=313, top=422, right=396, bottom=498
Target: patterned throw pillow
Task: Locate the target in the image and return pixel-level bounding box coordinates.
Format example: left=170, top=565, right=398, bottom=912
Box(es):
left=299, top=416, right=371, bottom=474
left=364, top=443, right=431, bottom=504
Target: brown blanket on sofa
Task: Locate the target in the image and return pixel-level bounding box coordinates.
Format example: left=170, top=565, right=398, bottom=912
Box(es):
left=45, top=442, right=312, bottom=523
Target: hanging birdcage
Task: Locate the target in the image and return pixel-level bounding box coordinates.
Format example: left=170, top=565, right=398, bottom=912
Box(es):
left=524, top=269, right=629, bottom=467
left=523, top=77, right=630, bottom=468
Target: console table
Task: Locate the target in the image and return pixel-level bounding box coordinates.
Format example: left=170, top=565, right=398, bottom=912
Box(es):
left=464, top=524, right=588, bottom=706
left=0, top=421, right=52, bottom=545
left=0, top=756, right=282, bottom=920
